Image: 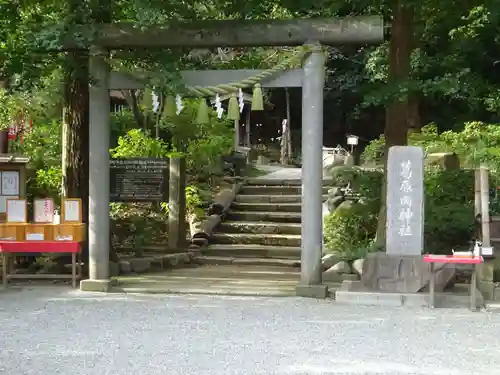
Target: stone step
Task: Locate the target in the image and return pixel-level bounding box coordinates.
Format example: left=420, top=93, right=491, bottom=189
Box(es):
left=167, top=264, right=301, bottom=280
left=225, top=210, right=302, bottom=223
left=240, top=185, right=331, bottom=195
left=212, top=232, right=301, bottom=247
left=235, top=194, right=328, bottom=203
left=195, top=255, right=301, bottom=268
left=218, top=221, right=301, bottom=235
left=245, top=178, right=335, bottom=186
left=231, top=202, right=302, bottom=213
left=202, top=244, right=301, bottom=259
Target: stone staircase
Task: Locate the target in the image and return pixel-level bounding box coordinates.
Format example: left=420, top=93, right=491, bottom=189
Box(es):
left=198, top=179, right=331, bottom=268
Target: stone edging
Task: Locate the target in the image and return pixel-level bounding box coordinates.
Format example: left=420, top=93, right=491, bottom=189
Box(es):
left=188, top=182, right=244, bottom=254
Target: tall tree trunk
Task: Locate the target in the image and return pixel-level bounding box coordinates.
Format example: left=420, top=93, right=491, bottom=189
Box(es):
left=375, top=0, right=414, bottom=247
left=61, top=0, right=90, bottom=212
left=62, top=0, right=112, bottom=268
left=62, top=51, right=89, bottom=199
left=407, top=94, right=421, bottom=132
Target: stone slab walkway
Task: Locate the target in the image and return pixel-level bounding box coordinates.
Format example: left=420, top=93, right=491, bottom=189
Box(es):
left=2, top=286, right=500, bottom=375
left=254, top=164, right=303, bottom=179
left=111, top=265, right=303, bottom=297
left=253, top=164, right=332, bottom=180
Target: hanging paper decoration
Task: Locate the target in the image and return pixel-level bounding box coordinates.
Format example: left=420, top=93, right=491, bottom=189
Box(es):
left=238, top=89, right=245, bottom=113
left=175, top=94, right=184, bottom=115
left=196, top=98, right=209, bottom=124
left=227, top=92, right=240, bottom=121
left=152, top=91, right=160, bottom=113
left=164, top=95, right=176, bottom=118
left=251, top=83, right=264, bottom=111
left=214, top=94, right=224, bottom=118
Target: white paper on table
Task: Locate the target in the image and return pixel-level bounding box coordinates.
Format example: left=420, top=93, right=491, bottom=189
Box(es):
left=26, top=233, right=44, bottom=241
left=56, top=235, right=73, bottom=241
left=6, top=199, right=26, bottom=222
left=64, top=200, right=80, bottom=222
left=34, top=199, right=54, bottom=223
left=2, top=171, right=19, bottom=195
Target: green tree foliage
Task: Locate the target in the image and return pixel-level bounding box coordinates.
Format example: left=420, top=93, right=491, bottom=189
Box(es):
left=363, top=122, right=500, bottom=171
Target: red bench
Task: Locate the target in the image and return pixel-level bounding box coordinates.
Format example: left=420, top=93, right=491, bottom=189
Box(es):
left=423, top=254, right=484, bottom=311
left=0, top=241, right=82, bottom=288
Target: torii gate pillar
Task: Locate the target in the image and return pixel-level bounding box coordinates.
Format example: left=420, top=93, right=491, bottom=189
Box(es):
left=80, top=49, right=112, bottom=292
left=296, top=43, right=328, bottom=298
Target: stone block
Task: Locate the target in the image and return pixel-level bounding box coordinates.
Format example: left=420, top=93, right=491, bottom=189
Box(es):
left=335, top=291, right=403, bottom=306
left=361, top=252, right=455, bottom=293
left=386, top=146, right=424, bottom=256
left=109, top=261, right=119, bottom=277
left=118, top=260, right=132, bottom=274
left=322, top=270, right=344, bottom=282
left=295, top=284, right=328, bottom=298
left=352, top=258, right=364, bottom=276
left=129, top=258, right=151, bottom=273
left=80, top=279, right=112, bottom=292
left=321, top=254, right=340, bottom=269
left=330, top=261, right=351, bottom=274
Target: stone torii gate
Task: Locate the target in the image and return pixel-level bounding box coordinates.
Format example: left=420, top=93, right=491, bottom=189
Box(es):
left=78, top=17, right=385, bottom=296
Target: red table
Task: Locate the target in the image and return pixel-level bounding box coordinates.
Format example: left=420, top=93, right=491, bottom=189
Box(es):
left=0, top=241, right=82, bottom=288
left=423, top=254, right=483, bottom=310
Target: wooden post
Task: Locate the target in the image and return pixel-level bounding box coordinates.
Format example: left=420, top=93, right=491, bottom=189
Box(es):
left=285, top=88, right=292, bottom=162
left=480, top=165, right=490, bottom=247
left=234, top=119, right=240, bottom=150
left=475, top=168, right=481, bottom=217
left=168, top=157, right=187, bottom=250
left=245, top=110, right=251, bottom=147
left=478, top=164, right=495, bottom=301
left=280, top=119, right=288, bottom=165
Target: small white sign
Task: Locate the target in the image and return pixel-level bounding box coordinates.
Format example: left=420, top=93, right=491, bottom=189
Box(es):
left=482, top=246, right=494, bottom=256
left=63, top=199, right=81, bottom=222
left=26, top=233, right=44, bottom=241
left=347, top=135, right=359, bottom=146
left=1, top=171, right=20, bottom=195
left=34, top=199, right=54, bottom=223
left=6, top=199, right=26, bottom=223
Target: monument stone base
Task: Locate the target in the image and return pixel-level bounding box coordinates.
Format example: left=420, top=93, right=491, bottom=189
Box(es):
left=361, top=252, right=456, bottom=293
left=334, top=281, right=484, bottom=308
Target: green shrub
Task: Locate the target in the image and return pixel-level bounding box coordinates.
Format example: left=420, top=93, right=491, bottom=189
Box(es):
left=323, top=165, right=477, bottom=258
left=324, top=201, right=378, bottom=260
left=424, top=168, right=475, bottom=253
left=324, top=167, right=381, bottom=260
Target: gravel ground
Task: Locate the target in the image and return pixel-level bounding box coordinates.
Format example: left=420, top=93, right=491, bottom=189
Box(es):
left=1, top=286, right=500, bottom=375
